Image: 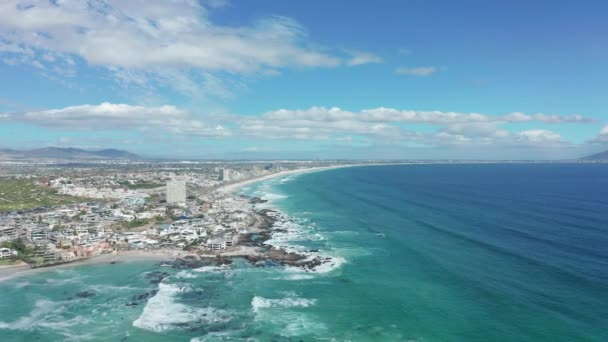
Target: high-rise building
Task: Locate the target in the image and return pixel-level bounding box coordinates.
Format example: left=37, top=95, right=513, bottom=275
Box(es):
left=166, top=180, right=186, bottom=204
left=218, top=169, right=231, bottom=181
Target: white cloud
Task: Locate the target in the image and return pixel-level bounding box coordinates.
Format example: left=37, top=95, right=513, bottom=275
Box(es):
left=1, top=103, right=595, bottom=147
left=346, top=51, right=383, bottom=66
left=517, top=130, right=563, bottom=145
left=590, top=125, right=608, bottom=144
left=1, top=102, right=230, bottom=137
left=258, top=107, right=592, bottom=125
left=0, top=1, right=379, bottom=95
left=396, top=66, right=437, bottom=77
left=238, top=107, right=591, bottom=146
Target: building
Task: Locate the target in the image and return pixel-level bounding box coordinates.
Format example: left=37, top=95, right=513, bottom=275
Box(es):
left=0, top=248, right=17, bottom=259
left=30, top=226, right=49, bottom=245
left=218, top=169, right=231, bottom=181
left=166, top=180, right=187, bottom=204
left=0, top=225, right=16, bottom=242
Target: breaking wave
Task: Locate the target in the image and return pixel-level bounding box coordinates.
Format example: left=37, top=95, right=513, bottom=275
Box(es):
left=133, top=282, right=230, bottom=333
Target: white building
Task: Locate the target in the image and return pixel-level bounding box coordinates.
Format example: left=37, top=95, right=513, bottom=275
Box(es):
left=0, top=248, right=17, bottom=259
left=166, top=180, right=187, bottom=204
left=218, top=169, right=231, bottom=181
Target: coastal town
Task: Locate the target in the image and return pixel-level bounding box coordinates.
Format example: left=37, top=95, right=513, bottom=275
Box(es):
left=0, top=161, right=342, bottom=272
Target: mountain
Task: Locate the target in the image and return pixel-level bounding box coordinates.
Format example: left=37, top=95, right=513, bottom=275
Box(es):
left=0, top=147, right=141, bottom=161
left=80, top=148, right=140, bottom=160
left=582, top=150, right=608, bottom=161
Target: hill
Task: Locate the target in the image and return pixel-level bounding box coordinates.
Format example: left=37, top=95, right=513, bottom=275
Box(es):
left=582, top=150, right=608, bottom=161
left=582, top=151, right=608, bottom=161
left=0, top=147, right=141, bottom=161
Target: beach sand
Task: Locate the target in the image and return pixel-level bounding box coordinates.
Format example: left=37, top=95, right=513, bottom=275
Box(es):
left=216, top=165, right=350, bottom=195
left=0, top=250, right=186, bottom=282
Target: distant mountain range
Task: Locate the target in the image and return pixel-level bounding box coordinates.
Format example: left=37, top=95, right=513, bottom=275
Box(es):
left=582, top=150, right=608, bottom=161
left=0, top=147, right=141, bottom=161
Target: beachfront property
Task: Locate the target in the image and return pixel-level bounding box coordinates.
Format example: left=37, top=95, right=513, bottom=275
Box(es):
left=0, top=161, right=340, bottom=266
left=0, top=224, right=17, bottom=242
left=0, top=247, right=17, bottom=259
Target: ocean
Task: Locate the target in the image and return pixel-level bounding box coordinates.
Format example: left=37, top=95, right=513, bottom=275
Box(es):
left=1, top=164, right=607, bottom=341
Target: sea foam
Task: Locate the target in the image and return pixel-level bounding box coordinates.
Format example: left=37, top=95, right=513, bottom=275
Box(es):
left=251, top=296, right=326, bottom=337
left=133, top=282, right=229, bottom=333
left=251, top=296, right=317, bottom=313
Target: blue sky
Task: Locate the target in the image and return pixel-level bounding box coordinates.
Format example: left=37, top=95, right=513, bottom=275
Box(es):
left=0, top=0, right=607, bottom=159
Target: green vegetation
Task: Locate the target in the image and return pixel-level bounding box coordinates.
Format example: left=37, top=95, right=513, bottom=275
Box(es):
left=73, top=210, right=86, bottom=220
left=113, top=219, right=150, bottom=230
left=146, top=194, right=163, bottom=204
left=118, top=181, right=164, bottom=190
left=0, top=178, right=81, bottom=212
left=0, top=239, right=34, bottom=263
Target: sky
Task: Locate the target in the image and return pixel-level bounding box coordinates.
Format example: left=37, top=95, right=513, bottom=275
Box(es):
left=0, top=0, right=607, bottom=160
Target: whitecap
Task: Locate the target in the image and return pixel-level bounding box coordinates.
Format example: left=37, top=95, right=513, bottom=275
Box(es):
left=133, top=282, right=229, bottom=333
left=87, top=284, right=139, bottom=293
left=261, top=192, right=287, bottom=201
left=176, top=271, right=197, bottom=279
left=193, top=265, right=229, bottom=273
left=251, top=296, right=326, bottom=337
left=272, top=273, right=315, bottom=281
left=251, top=296, right=317, bottom=313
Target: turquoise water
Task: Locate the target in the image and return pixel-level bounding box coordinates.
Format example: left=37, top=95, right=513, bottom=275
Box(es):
left=1, top=164, right=607, bottom=341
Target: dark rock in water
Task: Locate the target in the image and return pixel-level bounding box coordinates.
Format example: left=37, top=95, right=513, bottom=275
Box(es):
left=144, top=271, right=170, bottom=284
left=164, top=256, right=232, bottom=270
left=109, top=261, right=118, bottom=264
left=75, top=291, right=96, bottom=298
left=127, top=290, right=159, bottom=306
left=131, top=290, right=158, bottom=302
left=249, top=197, right=268, bottom=204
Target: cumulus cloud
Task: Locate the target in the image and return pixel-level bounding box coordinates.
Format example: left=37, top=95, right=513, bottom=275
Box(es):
left=0, top=102, right=230, bottom=137
left=0, top=0, right=378, bottom=95
left=236, top=107, right=591, bottom=146
left=396, top=66, right=437, bottom=76
left=505, top=112, right=591, bottom=123
left=0, top=103, right=595, bottom=147
left=590, top=125, right=608, bottom=144
left=346, top=51, right=383, bottom=66
left=517, top=130, right=563, bottom=145
left=257, top=107, right=592, bottom=125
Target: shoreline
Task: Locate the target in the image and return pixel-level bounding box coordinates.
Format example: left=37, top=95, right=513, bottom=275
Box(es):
left=216, top=164, right=351, bottom=195
left=0, top=164, right=358, bottom=282
left=0, top=250, right=185, bottom=282
left=215, top=161, right=425, bottom=195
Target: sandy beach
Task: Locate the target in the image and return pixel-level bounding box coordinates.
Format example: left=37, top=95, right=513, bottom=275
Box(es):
left=0, top=249, right=189, bottom=282
left=216, top=165, right=350, bottom=195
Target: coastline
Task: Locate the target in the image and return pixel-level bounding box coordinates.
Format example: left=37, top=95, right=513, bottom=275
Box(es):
left=216, top=164, right=351, bottom=195
left=0, top=165, right=352, bottom=282
left=0, top=250, right=185, bottom=282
